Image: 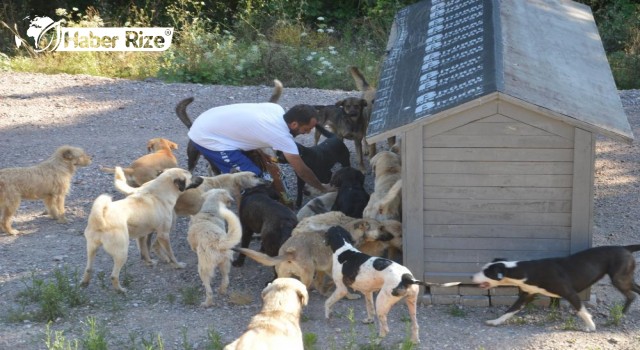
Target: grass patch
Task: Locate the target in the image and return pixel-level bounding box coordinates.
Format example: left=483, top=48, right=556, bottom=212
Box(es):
left=607, top=302, right=625, bottom=326
left=9, top=267, right=88, bottom=323
left=179, top=286, right=201, bottom=306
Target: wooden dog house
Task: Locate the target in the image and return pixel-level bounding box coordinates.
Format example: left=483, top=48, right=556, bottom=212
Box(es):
left=367, top=0, right=634, bottom=290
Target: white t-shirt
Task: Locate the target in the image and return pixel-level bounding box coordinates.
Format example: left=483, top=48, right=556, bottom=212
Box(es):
left=188, top=102, right=299, bottom=155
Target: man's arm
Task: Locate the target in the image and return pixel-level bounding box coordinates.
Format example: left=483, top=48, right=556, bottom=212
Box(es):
left=282, top=152, right=333, bottom=193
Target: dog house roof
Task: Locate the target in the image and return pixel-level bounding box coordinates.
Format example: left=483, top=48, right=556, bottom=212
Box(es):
left=367, top=0, right=634, bottom=144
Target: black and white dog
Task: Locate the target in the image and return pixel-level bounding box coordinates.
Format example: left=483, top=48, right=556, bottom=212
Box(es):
left=324, top=226, right=458, bottom=344
left=472, top=245, right=640, bottom=332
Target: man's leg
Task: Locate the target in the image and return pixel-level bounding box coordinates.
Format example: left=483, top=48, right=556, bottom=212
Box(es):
left=191, top=142, right=269, bottom=179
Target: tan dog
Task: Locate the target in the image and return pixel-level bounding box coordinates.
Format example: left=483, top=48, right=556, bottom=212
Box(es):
left=363, top=151, right=402, bottom=221
left=224, top=278, right=308, bottom=350
left=187, top=188, right=241, bottom=307
left=0, top=145, right=92, bottom=235
left=100, top=138, right=179, bottom=186
left=173, top=171, right=268, bottom=217
left=235, top=212, right=389, bottom=295
left=81, top=167, right=203, bottom=293
left=349, top=66, right=396, bottom=158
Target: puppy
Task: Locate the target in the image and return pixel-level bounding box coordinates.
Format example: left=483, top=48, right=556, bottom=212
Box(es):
left=277, top=123, right=350, bottom=208
left=324, top=226, right=458, bottom=344
left=363, top=151, right=402, bottom=221
left=81, top=168, right=203, bottom=293
left=330, top=166, right=369, bottom=218
left=100, top=138, right=178, bottom=186
left=472, top=245, right=640, bottom=332
left=187, top=189, right=241, bottom=307
left=349, top=66, right=396, bottom=157
left=176, top=80, right=282, bottom=173
left=224, top=278, right=308, bottom=350
left=235, top=214, right=390, bottom=296
left=296, top=192, right=337, bottom=220
left=313, top=97, right=368, bottom=171
left=232, top=184, right=298, bottom=268
left=0, top=145, right=92, bottom=235
left=173, top=171, right=269, bottom=217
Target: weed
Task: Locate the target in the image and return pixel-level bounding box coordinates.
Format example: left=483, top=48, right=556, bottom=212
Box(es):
left=607, top=302, right=625, bottom=326
left=303, top=332, right=318, bottom=350
left=562, top=315, right=578, bottom=331
left=203, top=327, right=224, bottom=350
left=80, top=317, right=108, bottom=350
left=448, top=304, right=466, bottom=317
left=44, top=323, right=79, bottom=350
left=180, top=327, right=193, bottom=350
left=166, top=293, right=176, bottom=304
left=547, top=299, right=562, bottom=322
left=180, top=286, right=201, bottom=306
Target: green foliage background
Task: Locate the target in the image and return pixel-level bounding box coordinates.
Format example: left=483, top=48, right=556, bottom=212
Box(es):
left=0, top=0, right=638, bottom=89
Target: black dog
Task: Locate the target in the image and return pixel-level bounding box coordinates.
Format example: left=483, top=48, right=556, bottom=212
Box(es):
left=232, top=184, right=298, bottom=268
left=472, top=245, right=640, bottom=332
left=277, top=124, right=350, bottom=208
left=329, top=166, right=369, bottom=218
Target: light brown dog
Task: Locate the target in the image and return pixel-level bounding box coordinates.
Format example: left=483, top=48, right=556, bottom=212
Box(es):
left=363, top=151, right=402, bottom=221
left=235, top=212, right=390, bottom=295
left=173, top=171, right=269, bottom=216
left=0, top=145, right=92, bottom=235
left=349, top=66, right=396, bottom=158
left=100, top=137, right=178, bottom=186
left=81, top=167, right=203, bottom=293
left=224, top=277, right=308, bottom=350
left=187, top=188, right=241, bottom=307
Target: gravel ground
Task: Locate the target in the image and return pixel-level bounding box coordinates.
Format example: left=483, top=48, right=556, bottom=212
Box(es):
left=0, top=72, right=639, bottom=349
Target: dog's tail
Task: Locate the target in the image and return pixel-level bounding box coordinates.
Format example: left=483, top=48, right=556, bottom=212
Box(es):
left=113, top=166, right=137, bottom=195
left=269, top=79, right=283, bottom=103
left=219, top=206, right=243, bottom=251
left=176, top=97, right=195, bottom=129
left=349, top=66, right=372, bottom=92
left=401, top=273, right=460, bottom=288
left=232, top=247, right=287, bottom=266
left=87, top=194, right=113, bottom=231
left=625, top=245, right=640, bottom=253
left=314, top=123, right=337, bottom=139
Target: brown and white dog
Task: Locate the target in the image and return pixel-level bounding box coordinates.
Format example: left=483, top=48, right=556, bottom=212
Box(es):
left=100, top=137, right=179, bottom=186
left=81, top=167, right=203, bottom=293
left=324, top=226, right=458, bottom=344
left=187, top=188, right=242, bottom=307
left=0, top=145, right=92, bottom=235
left=224, top=278, right=308, bottom=350
left=472, top=245, right=640, bottom=332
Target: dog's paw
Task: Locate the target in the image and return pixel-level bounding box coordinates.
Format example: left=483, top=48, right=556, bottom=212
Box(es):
left=485, top=319, right=502, bottom=326
left=584, top=325, right=596, bottom=332
left=201, top=300, right=214, bottom=308
left=6, top=228, right=19, bottom=235
left=56, top=217, right=68, bottom=224
left=361, top=317, right=375, bottom=324
left=173, top=261, right=187, bottom=269
left=346, top=293, right=361, bottom=300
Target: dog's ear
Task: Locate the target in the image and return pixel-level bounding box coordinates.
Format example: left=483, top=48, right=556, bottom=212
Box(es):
left=335, top=99, right=345, bottom=107
left=174, top=178, right=186, bottom=192
left=168, top=140, right=179, bottom=150
left=492, top=258, right=507, bottom=263
left=297, top=287, right=309, bottom=307
left=61, top=148, right=76, bottom=161
left=376, top=228, right=395, bottom=242
left=360, top=98, right=368, bottom=107
left=330, top=172, right=343, bottom=187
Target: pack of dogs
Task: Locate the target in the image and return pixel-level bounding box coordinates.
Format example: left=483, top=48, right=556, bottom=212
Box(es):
left=2, top=67, right=639, bottom=347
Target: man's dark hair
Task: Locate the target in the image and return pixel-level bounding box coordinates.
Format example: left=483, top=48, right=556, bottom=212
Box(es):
left=283, top=104, right=318, bottom=124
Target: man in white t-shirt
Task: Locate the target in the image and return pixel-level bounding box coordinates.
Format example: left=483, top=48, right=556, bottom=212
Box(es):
left=188, top=103, right=332, bottom=193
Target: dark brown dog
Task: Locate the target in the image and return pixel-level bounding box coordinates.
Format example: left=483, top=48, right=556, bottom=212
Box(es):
left=330, top=166, right=369, bottom=218
left=349, top=66, right=396, bottom=159
left=313, top=97, right=368, bottom=171
left=232, top=184, right=298, bottom=268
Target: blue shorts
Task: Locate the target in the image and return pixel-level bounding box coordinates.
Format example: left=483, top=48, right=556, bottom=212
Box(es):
left=191, top=141, right=272, bottom=181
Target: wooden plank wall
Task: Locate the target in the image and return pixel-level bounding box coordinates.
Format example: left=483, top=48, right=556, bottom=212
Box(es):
left=422, top=101, right=576, bottom=282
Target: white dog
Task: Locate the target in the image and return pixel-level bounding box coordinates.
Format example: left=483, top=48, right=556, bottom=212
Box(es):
left=81, top=167, right=203, bottom=293
left=187, top=188, right=242, bottom=307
